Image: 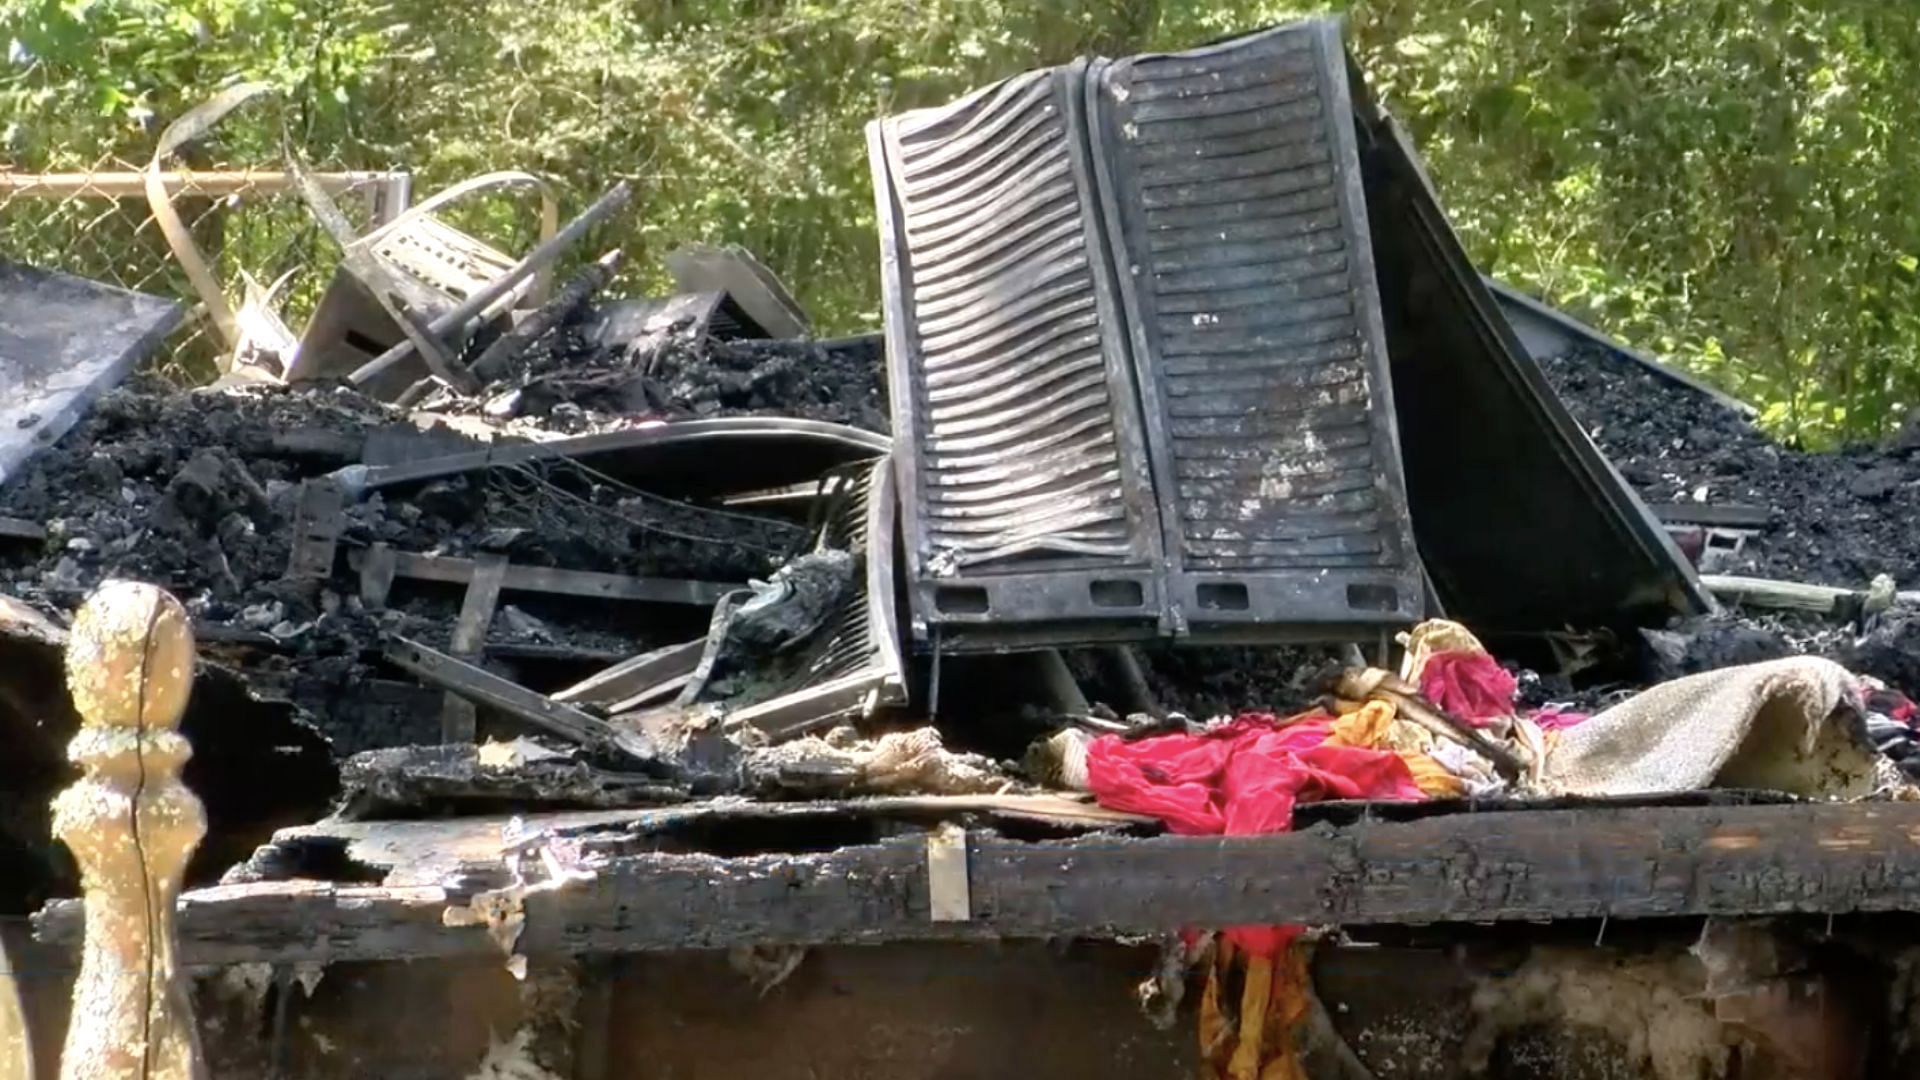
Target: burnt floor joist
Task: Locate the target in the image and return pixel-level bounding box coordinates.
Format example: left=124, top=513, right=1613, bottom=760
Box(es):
left=34, top=800, right=1920, bottom=967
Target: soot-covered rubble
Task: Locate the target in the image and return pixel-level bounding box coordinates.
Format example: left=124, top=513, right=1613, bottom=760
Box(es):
left=1541, top=342, right=1920, bottom=589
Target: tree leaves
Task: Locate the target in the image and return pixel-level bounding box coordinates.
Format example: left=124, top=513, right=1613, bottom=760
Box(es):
left=4, top=0, right=1918, bottom=445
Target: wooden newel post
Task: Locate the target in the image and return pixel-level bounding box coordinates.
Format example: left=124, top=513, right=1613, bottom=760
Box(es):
left=51, top=582, right=207, bottom=1080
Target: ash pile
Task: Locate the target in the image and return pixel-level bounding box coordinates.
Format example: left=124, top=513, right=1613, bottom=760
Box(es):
left=0, top=242, right=918, bottom=898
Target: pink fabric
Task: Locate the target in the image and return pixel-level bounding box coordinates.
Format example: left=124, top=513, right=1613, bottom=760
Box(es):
left=1530, top=707, right=1589, bottom=732
left=1419, top=651, right=1518, bottom=726
left=1085, top=713, right=1425, bottom=955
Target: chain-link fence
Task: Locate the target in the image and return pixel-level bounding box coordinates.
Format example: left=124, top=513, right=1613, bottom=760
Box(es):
left=0, top=158, right=410, bottom=384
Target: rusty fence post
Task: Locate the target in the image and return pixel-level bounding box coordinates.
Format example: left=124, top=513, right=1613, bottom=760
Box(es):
left=51, top=581, right=207, bottom=1080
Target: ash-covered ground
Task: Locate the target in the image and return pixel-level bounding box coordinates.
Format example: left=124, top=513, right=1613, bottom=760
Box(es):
left=1540, top=344, right=1920, bottom=589
left=441, top=307, right=888, bottom=435
left=1537, top=343, right=1920, bottom=707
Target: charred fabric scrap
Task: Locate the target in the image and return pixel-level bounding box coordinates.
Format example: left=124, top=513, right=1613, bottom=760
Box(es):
left=12, top=14, right=1920, bottom=1080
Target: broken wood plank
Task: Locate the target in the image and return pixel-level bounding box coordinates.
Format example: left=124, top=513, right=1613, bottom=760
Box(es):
left=1648, top=502, right=1772, bottom=529
left=1700, top=574, right=1920, bottom=614
left=441, top=553, right=509, bottom=743
left=39, top=800, right=1920, bottom=966
left=552, top=640, right=705, bottom=708
left=467, top=250, right=623, bottom=383
left=384, top=636, right=656, bottom=764
left=718, top=670, right=890, bottom=741
left=605, top=675, right=691, bottom=715
left=347, top=548, right=734, bottom=607
left=284, top=479, right=346, bottom=580
left=249, top=796, right=1147, bottom=888
left=0, top=517, right=45, bottom=543
left=359, top=542, right=398, bottom=608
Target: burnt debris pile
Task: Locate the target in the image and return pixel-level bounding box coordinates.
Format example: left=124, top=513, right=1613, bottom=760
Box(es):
left=6, top=24, right=1920, bottom=1078
left=1542, top=342, right=1920, bottom=587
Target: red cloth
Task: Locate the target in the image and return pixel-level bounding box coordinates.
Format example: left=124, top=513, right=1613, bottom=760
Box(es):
left=1419, top=651, right=1518, bottom=726
left=1869, top=688, right=1918, bottom=725
left=1530, top=707, right=1589, bottom=732
left=1085, top=713, right=1424, bottom=955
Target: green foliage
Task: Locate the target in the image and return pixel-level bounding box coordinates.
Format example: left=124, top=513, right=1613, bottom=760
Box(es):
left=5, top=0, right=1919, bottom=446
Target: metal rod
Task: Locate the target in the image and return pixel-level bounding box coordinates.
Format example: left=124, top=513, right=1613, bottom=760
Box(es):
left=0, top=170, right=399, bottom=198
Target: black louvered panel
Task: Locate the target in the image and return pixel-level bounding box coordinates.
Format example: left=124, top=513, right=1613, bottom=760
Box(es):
left=1092, top=20, right=1424, bottom=636
left=870, top=64, right=1164, bottom=644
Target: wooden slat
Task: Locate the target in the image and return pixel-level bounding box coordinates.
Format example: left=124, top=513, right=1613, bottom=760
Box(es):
left=384, top=637, right=655, bottom=763
left=1648, top=502, right=1771, bottom=529
left=0, top=517, right=46, bottom=543
left=441, top=553, right=508, bottom=743
left=553, top=640, right=705, bottom=707
left=284, top=479, right=346, bottom=580
left=37, top=801, right=1920, bottom=965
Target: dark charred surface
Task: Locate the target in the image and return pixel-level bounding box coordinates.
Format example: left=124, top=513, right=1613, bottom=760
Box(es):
left=450, top=310, right=888, bottom=435
left=0, top=378, right=390, bottom=609
left=0, top=373, right=810, bottom=761
left=1541, top=345, right=1920, bottom=588
left=1637, top=608, right=1920, bottom=701
left=651, top=335, right=888, bottom=434
left=1134, top=643, right=1342, bottom=720
left=330, top=741, right=686, bottom=821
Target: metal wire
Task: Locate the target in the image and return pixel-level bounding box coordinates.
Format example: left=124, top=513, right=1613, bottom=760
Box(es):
left=483, top=458, right=806, bottom=556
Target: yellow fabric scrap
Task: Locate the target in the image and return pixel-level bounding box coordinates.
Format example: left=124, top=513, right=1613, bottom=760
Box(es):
left=1398, top=618, right=1490, bottom=684
left=1326, top=700, right=1467, bottom=799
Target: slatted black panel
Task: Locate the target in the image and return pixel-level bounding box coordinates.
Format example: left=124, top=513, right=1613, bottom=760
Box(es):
left=870, top=64, right=1165, bottom=644
left=1091, top=20, right=1424, bottom=637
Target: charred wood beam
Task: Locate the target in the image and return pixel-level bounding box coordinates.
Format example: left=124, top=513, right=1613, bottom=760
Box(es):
left=467, top=250, right=623, bottom=383
left=346, top=548, right=736, bottom=607
left=383, top=636, right=658, bottom=765
left=284, top=479, right=346, bottom=580
left=0, top=518, right=46, bottom=543
left=36, top=800, right=1920, bottom=966
left=1700, top=573, right=1920, bottom=615
left=441, top=552, right=509, bottom=743
left=553, top=640, right=705, bottom=707
left=1647, top=502, right=1772, bottom=530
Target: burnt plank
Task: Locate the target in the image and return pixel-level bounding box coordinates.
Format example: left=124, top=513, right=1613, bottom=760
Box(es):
left=358, top=542, right=399, bottom=608
left=284, top=479, right=346, bottom=580
left=1648, top=502, right=1772, bottom=529
left=441, top=552, right=508, bottom=744
left=384, top=636, right=656, bottom=764
left=552, top=639, right=706, bottom=707
left=349, top=549, right=735, bottom=607
left=37, top=801, right=1920, bottom=966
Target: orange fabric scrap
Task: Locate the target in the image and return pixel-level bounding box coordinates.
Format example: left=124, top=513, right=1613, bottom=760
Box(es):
left=1198, top=940, right=1313, bottom=1080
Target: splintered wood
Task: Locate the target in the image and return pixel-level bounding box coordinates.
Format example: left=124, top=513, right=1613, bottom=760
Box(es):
left=52, top=581, right=208, bottom=1079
